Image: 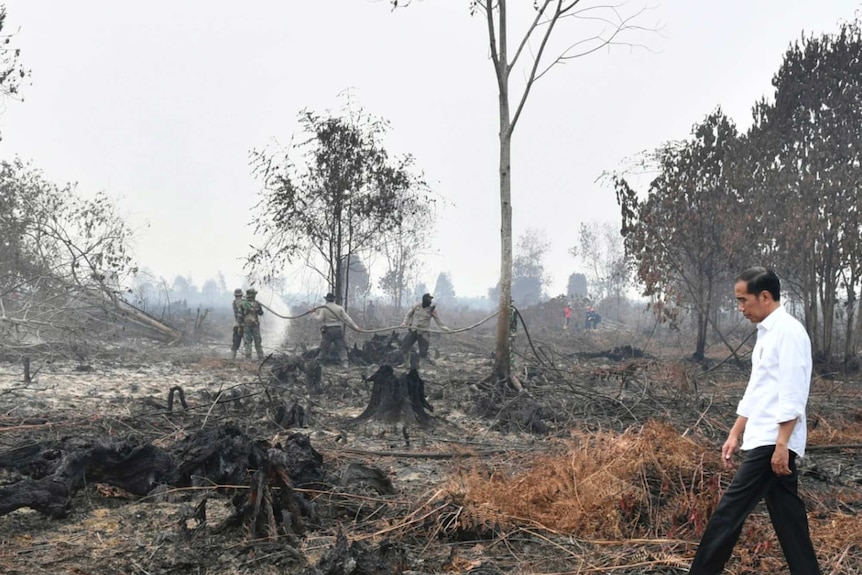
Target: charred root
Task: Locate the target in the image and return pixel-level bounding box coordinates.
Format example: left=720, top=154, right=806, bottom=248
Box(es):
left=220, top=448, right=314, bottom=540
left=305, top=531, right=408, bottom=575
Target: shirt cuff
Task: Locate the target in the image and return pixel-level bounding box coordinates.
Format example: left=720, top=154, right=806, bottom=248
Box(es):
left=775, top=408, right=802, bottom=423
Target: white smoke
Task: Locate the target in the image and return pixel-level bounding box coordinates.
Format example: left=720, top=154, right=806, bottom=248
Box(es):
left=253, top=287, right=292, bottom=353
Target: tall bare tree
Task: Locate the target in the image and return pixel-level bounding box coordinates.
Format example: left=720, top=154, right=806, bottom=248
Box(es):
left=481, top=1, right=654, bottom=382
left=393, top=0, right=651, bottom=383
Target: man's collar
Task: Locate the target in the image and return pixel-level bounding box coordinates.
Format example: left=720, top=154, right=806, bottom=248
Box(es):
left=759, top=303, right=785, bottom=330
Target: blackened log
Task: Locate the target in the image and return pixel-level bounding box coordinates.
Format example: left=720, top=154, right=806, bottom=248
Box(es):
left=0, top=440, right=176, bottom=519
left=0, top=478, right=71, bottom=518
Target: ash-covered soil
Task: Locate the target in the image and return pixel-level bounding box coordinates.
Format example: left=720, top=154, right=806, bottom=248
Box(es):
left=1, top=329, right=861, bottom=575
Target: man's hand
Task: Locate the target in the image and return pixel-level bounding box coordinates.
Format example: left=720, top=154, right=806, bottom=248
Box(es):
left=721, top=435, right=740, bottom=469
left=771, top=444, right=792, bottom=476
left=442, top=326, right=452, bottom=332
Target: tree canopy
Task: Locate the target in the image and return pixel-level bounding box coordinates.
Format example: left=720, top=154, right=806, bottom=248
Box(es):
left=247, top=103, right=429, bottom=307
left=616, top=18, right=862, bottom=362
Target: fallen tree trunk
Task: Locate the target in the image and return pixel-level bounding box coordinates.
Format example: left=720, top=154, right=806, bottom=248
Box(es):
left=0, top=425, right=323, bottom=535
left=105, top=296, right=185, bottom=343
left=0, top=440, right=176, bottom=518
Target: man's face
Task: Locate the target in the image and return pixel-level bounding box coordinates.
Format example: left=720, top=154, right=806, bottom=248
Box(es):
left=734, top=280, right=769, bottom=323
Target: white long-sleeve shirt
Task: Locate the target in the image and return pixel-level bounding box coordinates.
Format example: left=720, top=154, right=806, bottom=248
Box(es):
left=737, top=305, right=812, bottom=457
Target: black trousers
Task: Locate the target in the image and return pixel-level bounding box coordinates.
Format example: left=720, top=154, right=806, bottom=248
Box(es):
left=319, top=326, right=348, bottom=364
left=688, top=445, right=820, bottom=575
left=401, top=329, right=429, bottom=358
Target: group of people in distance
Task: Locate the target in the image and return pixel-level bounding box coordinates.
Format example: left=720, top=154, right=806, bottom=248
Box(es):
left=231, top=288, right=263, bottom=360
left=562, top=301, right=601, bottom=331
left=229, top=290, right=449, bottom=368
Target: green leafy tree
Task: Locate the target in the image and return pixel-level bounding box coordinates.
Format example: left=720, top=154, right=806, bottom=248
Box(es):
left=412, top=282, right=428, bottom=302
left=248, top=102, right=426, bottom=307
left=343, top=254, right=371, bottom=309
left=200, top=278, right=221, bottom=304
left=489, top=228, right=551, bottom=305
left=512, top=228, right=550, bottom=306
left=170, top=276, right=196, bottom=303
left=567, top=272, right=588, bottom=298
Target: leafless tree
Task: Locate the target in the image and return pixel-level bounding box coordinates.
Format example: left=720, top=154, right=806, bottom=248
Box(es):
left=0, top=160, right=153, bottom=354
left=377, top=190, right=435, bottom=314
left=569, top=220, right=628, bottom=302
left=393, top=0, right=655, bottom=384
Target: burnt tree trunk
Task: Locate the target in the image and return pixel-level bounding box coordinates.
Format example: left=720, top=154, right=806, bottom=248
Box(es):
left=0, top=425, right=323, bottom=534
left=0, top=439, right=176, bottom=518
left=351, top=365, right=434, bottom=428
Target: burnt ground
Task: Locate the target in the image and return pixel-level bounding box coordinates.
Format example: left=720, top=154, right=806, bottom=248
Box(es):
left=1, top=324, right=862, bottom=575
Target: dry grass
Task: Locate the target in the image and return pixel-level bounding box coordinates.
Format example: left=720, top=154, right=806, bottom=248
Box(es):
left=428, top=419, right=862, bottom=573
left=809, top=417, right=862, bottom=446
left=446, top=420, right=723, bottom=540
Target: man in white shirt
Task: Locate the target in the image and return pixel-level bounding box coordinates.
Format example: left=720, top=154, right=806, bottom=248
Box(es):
left=688, top=267, right=820, bottom=575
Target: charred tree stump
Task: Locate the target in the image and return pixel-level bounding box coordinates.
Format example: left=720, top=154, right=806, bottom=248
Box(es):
left=353, top=332, right=403, bottom=366
left=269, top=354, right=322, bottom=394
left=276, top=400, right=306, bottom=428
left=351, top=365, right=434, bottom=429
left=472, top=390, right=552, bottom=435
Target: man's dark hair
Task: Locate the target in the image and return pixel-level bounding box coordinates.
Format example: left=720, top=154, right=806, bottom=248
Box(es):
left=737, top=267, right=780, bottom=301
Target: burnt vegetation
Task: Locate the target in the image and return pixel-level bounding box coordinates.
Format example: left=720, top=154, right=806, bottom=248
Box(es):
left=2, top=298, right=862, bottom=574
left=4, top=6, right=862, bottom=575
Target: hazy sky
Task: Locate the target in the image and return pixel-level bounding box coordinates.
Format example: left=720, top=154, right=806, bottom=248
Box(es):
left=0, top=1, right=858, bottom=299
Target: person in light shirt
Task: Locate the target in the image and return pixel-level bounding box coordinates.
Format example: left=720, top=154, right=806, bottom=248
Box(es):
left=687, top=267, right=820, bottom=575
